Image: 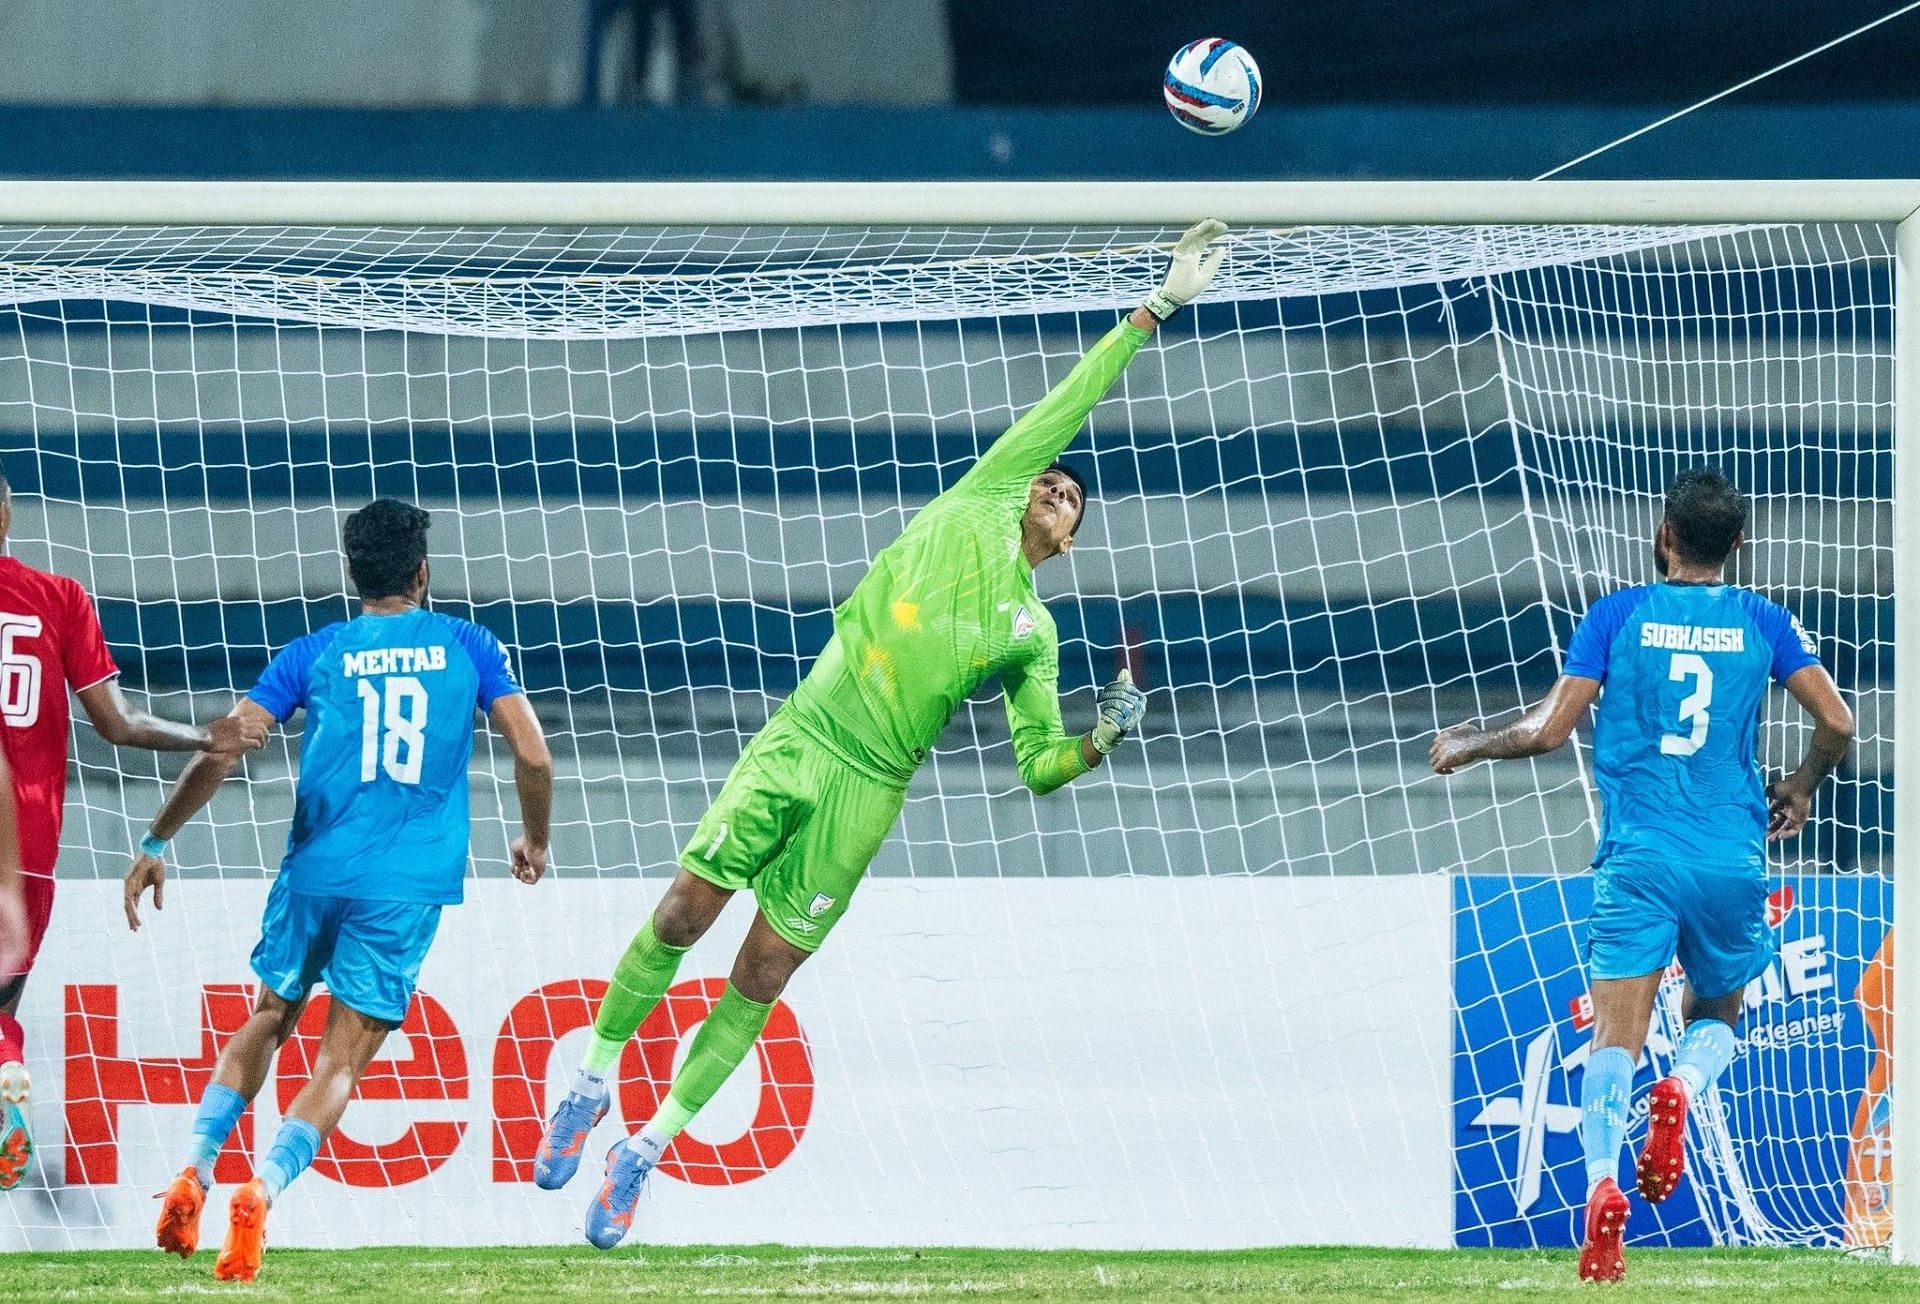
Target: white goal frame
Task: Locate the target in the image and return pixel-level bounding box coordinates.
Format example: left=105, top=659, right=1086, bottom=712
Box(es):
left=0, top=178, right=1914, bottom=1260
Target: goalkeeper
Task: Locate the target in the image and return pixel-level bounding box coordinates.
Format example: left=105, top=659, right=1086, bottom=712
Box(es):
left=537, top=219, right=1230, bottom=1248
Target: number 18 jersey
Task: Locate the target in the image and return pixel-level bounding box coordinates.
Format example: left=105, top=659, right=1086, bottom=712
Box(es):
left=1563, top=582, right=1819, bottom=871
left=248, top=608, right=521, bottom=905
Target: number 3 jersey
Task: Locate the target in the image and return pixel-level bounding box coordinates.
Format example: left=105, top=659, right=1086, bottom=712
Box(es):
left=0, top=556, right=121, bottom=877
left=249, top=608, right=521, bottom=905
left=1563, top=581, right=1821, bottom=871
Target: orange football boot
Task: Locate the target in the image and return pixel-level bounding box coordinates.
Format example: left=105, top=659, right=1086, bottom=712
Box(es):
left=155, top=1167, right=207, bottom=1257
left=212, top=1177, right=269, bottom=1282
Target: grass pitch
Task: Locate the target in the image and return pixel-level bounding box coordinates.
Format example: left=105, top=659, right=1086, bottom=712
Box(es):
left=5, top=1244, right=1911, bottom=1301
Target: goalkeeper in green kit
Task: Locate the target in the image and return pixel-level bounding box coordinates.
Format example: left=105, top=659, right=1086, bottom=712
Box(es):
left=538, top=220, right=1231, bottom=1248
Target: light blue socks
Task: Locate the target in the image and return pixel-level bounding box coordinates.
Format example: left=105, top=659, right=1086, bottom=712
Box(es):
left=186, top=1083, right=248, bottom=1188
left=1672, top=1018, right=1738, bottom=1100
left=259, top=1117, right=323, bottom=1201
left=1581, top=1046, right=1636, bottom=1195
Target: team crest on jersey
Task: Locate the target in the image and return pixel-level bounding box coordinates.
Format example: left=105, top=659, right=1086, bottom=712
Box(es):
left=1011, top=606, right=1036, bottom=640
left=1790, top=614, right=1818, bottom=655
left=807, top=893, right=836, bottom=918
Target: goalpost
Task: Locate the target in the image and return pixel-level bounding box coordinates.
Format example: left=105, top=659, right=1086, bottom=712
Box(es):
left=0, top=180, right=1909, bottom=1258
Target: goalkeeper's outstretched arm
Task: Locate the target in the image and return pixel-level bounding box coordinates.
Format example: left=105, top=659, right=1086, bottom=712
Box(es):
left=957, top=220, right=1228, bottom=500
left=1005, top=656, right=1147, bottom=796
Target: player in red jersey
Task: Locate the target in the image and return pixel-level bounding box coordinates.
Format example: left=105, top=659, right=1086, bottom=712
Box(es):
left=0, top=469, right=267, bottom=1189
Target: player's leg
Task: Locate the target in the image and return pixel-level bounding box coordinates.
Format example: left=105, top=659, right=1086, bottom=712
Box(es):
left=157, top=987, right=307, bottom=1256
left=1638, top=863, right=1767, bottom=1204
left=585, top=912, right=807, bottom=1249
left=1673, top=984, right=1746, bottom=1096
left=534, top=869, right=732, bottom=1188
left=214, top=996, right=391, bottom=1283
left=1577, top=860, right=1676, bottom=1284
left=1636, top=985, right=1744, bottom=1204
left=0, top=972, right=29, bottom=1192
left=214, top=896, right=431, bottom=1282
left=1, top=871, right=59, bottom=1191
left=159, top=882, right=330, bottom=1254
left=540, top=720, right=804, bottom=1189
left=1577, top=970, right=1661, bottom=1284
left=583, top=752, right=904, bottom=1248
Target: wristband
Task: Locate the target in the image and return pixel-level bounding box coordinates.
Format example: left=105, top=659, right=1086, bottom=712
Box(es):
left=139, top=833, right=169, bottom=858
left=1142, top=289, right=1183, bottom=323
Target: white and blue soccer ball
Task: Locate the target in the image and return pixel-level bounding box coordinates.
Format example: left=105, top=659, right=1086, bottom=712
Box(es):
left=1163, top=38, right=1261, bottom=136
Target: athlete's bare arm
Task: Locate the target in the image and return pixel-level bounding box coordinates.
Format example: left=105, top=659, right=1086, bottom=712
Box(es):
left=1765, top=663, right=1853, bottom=841
left=78, top=678, right=266, bottom=755
left=488, top=693, right=553, bottom=884
left=123, top=698, right=277, bottom=930
left=1429, top=675, right=1602, bottom=774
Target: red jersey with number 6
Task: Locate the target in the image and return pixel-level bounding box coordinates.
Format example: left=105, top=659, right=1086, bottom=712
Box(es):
left=0, top=556, right=119, bottom=878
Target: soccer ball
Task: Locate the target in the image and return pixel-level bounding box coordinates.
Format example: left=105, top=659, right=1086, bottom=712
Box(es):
left=1162, top=39, right=1261, bottom=136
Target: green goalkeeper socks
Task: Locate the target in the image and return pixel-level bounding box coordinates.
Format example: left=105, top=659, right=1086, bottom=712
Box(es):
left=583, top=918, right=691, bottom=1075
left=634, top=982, right=773, bottom=1158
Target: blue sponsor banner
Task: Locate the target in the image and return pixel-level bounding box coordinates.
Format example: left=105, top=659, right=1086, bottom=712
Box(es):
left=1453, top=872, right=1890, bottom=1248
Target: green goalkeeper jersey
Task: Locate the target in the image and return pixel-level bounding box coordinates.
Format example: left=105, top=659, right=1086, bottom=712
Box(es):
left=786, top=318, right=1150, bottom=793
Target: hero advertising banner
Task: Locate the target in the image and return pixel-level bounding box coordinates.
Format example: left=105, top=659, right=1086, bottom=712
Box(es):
left=5, top=876, right=1452, bottom=1250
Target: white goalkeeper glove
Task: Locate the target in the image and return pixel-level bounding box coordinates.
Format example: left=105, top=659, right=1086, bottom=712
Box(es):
left=1142, top=218, right=1229, bottom=323
left=1090, top=669, right=1147, bottom=755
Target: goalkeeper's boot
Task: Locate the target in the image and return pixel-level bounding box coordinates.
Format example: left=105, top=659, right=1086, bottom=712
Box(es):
left=212, top=1177, right=268, bottom=1283
left=583, top=1137, right=654, bottom=1251
left=533, top=1086, right=609, bottom=1190
left=0, top=1061, right=30, bottom=1191
left=1636, top=1075, right=1689, bottom=1204
left=155, top=1167, right=207, bottom=1257
left=1577, top=1176, right=1629, bottom=1284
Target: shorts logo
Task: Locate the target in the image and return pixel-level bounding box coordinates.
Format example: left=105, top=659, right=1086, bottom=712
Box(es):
left=1011, top=606, right=1036, bottom=640
left=807, top=893, right=835, bottom=918
left=783, top=917, right=820, bottom=934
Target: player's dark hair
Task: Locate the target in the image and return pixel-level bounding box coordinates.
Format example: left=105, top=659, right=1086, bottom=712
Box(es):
left=1662, top=467, right=1748, bottom=566
left=342, top=498, right=431, bottom=600
left=1047, top=460, right=1090, bottom=537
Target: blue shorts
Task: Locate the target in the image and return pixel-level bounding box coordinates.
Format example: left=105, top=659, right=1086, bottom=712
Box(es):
left=1586, top=856, right=1771, bottom=999
left=251, top=879, right=442, bottom=1025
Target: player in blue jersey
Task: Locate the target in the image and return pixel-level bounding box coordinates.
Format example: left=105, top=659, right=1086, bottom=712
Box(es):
left=1429, top=469, right=1853, bottom=1284
left=120, top=499, right=554, bottom=1282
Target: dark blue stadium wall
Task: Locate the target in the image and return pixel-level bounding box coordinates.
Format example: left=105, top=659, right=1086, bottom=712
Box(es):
left=6, top=102, right=1920, bottom=181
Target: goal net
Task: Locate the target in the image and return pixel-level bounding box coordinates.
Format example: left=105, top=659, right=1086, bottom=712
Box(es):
left=0, top=210, right=1892, bottom=1251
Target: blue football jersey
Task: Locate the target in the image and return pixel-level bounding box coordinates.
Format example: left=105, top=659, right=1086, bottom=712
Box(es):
left=248, top=608, right=522, bottom=904
left=1563, top=582, right=1820, bottom=870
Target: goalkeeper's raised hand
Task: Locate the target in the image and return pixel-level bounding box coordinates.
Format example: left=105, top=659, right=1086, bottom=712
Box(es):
left=1142, top=219, right=1229, bottom=323
left=1090, top=669, right=1147, bottom=756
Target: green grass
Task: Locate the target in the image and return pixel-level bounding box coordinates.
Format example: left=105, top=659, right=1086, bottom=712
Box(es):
left=6, top=1244, right=1912, bottom=1302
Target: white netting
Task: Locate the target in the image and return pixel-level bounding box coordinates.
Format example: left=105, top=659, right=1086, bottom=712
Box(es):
left=0, top=222, right=1745, bottom=338
left=1462, top=223, right=1893, bottom=1248
left=0, top=217, right=1890, bottom=1251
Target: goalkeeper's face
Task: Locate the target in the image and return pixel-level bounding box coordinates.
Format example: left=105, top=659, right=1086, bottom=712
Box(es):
left=1023, top=470, right=1084, bottom=563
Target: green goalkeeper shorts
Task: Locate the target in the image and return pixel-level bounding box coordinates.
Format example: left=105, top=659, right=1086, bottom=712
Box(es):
left=679, top=705, right=908, bottom=952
